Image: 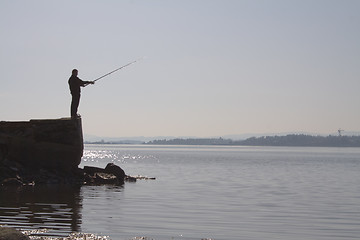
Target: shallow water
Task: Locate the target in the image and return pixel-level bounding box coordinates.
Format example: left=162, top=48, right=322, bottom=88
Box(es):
left=1, top=145, right=360, bottom=240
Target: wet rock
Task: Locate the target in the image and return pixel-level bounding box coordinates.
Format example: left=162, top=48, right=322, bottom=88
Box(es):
left=1, top=157, right=152, bottom=186
left=0, top=226, right=30, bottom=240
left=0, top=157, right=85, bottom=186
left=1, top=159, right=22, bottom=178
left=125, top=175, right=137, bottom=182
left=130, top=175, right=156, bottom=180
left=83, top=164, right=125, bottom=185
left=1, top=178, right=23, bottom=186
left=105, top=163, right=125, bottom=180
left=83, top=166, right=105, bottom=175
left=95, top=172, right=118, bottom=184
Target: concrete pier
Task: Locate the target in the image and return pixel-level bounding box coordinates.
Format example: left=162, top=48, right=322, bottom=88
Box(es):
left=0, top=117, right=83, bottom=170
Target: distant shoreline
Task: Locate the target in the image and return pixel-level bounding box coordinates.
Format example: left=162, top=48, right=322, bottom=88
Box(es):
left=85, top=134, right=360, bottom=148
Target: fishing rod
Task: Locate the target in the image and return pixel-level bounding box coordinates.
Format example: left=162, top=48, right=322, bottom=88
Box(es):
left=90, top=57, right=144, bottom=84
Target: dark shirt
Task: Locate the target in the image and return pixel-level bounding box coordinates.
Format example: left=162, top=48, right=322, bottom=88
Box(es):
left=68, top=75, right=86, bottom=95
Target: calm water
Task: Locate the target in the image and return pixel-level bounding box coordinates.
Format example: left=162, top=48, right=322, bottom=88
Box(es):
left=1, top=145, right=360, bottom=240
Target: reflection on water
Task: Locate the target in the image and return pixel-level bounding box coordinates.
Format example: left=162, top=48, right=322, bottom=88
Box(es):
left=0, top=185, right=82, bottom=238
left=2, top=145, right=360, bottom=240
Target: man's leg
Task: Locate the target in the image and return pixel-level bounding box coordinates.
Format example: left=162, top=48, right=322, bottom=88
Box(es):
left=71, top=94, right=80, bottom=118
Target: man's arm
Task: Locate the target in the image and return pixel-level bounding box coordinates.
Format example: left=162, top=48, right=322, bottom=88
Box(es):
left=80, top=79, right=95, bottom=87
left=85, top=81, right=95, bottom=86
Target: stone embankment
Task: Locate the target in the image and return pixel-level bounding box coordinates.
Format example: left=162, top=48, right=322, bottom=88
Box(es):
left=0, top=117, right=154, bottom=186
left=0, top=118, right=84, bottom=170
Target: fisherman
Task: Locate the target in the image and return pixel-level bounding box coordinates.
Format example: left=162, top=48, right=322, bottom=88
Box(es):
left=68, top=69, right=94, bottom=118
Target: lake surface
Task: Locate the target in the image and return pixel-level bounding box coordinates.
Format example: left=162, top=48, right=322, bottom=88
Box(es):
left=1, top=145, right=360, bottom=240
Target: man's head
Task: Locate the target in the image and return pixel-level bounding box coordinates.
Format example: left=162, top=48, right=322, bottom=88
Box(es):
left=72, top=69, right=78, bottom=76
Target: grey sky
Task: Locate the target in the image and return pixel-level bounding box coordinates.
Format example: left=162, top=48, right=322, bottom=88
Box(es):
left=1, top=0, right=359, bottom=137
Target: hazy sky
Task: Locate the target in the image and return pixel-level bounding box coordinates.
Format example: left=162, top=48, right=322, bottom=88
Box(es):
left=1, top=0, right=359, bottom=138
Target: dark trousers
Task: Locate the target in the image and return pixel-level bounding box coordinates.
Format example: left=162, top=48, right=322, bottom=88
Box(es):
left=71, top=93, right=80, bottom=117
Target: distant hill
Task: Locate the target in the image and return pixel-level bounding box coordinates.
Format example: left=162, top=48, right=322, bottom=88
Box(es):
left=238, top=134, right=360, bottom=147
left=84, top=134, right=195, bottom=144
left=222, top=131, right=360, bottom=140
left=84, top=139, right=145, bottom=144
left=146, top=134, right=360, bottom=147
left=84, top=134, right=159, bottom=144
left=85, top=131, right=360, bottom=143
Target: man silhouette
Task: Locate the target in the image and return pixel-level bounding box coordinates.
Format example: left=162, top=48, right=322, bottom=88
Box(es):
left=68, top=69, right=94, bottom=118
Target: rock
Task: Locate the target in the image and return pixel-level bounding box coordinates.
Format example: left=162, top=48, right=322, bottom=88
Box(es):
left=0, top=227, right=30, bottom=240
left=130, top=175, right=156, bottom=180
left=125, top=175, right=137, bottom=182
left=95, top=172, right=119, bottom=184
left=1, top=158, right=150, bottom=186
left=83, top=164, right=125, bottom=185
left=12, top=166, right=84, bottom=185
left=105, top=163, right=125, bottom=180
left=83, top=166, right=106, bottom=175
left=1, top=178, right=23, bottom=186
left=0, top=144, right=8, bottom=162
